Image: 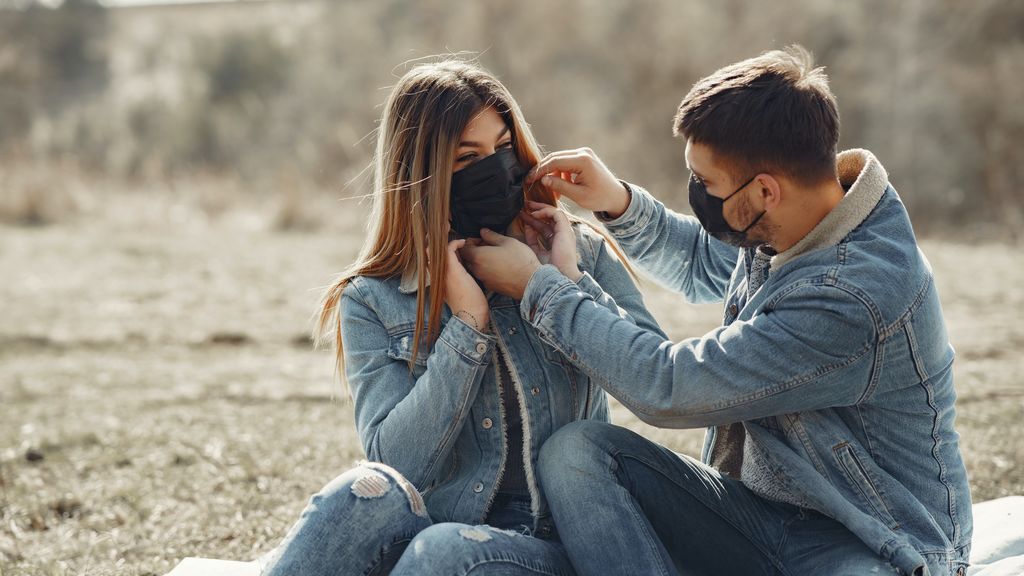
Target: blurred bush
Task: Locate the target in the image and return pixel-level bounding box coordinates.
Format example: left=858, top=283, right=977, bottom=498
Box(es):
left=0, top=0, right=1021, bottom=236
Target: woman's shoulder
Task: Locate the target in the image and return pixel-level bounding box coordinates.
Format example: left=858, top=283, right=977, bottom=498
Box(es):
left=571, top=219, right=609, bottom=267
left=341, top=273, right=405, bottom=307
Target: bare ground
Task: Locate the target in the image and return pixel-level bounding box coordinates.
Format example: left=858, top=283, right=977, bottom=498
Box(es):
left=1, top=198, right=1021, bottom=575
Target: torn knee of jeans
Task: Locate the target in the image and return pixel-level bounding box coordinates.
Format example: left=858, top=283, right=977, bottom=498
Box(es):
left=351, top=469, right=391, bottom=499
left=458, top=527, right=493, bottom=542
left=487, top=525, right=528, bottom=537
left=359, top=461, right=428, bottom=518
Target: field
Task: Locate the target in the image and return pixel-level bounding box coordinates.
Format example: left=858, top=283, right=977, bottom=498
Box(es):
left=1, top=194, right=1021, bottom=575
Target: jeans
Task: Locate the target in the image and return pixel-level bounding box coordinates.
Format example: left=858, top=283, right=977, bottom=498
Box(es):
left=537, top=421, right=900, bottom=576
left=260, top=462, right=575, bottom=576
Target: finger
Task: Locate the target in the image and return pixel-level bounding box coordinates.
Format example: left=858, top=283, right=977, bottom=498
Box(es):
left=463, top=238, right=484, bottom=247
left=529, top=205, right=570, bottom=234
left=447, top=239, right=466, bottom=256
left=520, top=209, right=554, bottom=236
left=523, top=220, right=542, bottom=252
left=540, top=174, right=587, bottom=202
left=478, top=228, right=509, bottom=246
left=525, top=150, right=580, bottom=183
left=527, top=152, right=590, bottom=185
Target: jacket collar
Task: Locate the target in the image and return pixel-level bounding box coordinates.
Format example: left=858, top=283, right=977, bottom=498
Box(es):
left=771, top=149, right=889, bottom=269
left=398, top=266, right=428, bottom=294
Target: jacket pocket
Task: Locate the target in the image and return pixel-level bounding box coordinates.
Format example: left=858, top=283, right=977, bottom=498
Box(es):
left=421, top=447, right=459, bottom=498
left=833, top=442, right=900, bottom=530
left=387, top=328, right=429, bottom=368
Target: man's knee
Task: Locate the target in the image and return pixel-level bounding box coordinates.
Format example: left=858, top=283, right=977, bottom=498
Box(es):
left=539, top=420, right=623, bottom=485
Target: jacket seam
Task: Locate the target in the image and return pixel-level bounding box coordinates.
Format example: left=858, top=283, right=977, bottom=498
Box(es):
left=878, top=275, right=933, bottom=340
left=920, top=371, right=961, bottom=545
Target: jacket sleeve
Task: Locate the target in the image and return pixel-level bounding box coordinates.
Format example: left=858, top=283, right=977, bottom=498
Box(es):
left=570, top=228, right=667, bottom=340
left=521, top=265, right=877, bottom=429
left=341, top=282, right=495, bottom=489
left=596, top=182, right=739, bottom=304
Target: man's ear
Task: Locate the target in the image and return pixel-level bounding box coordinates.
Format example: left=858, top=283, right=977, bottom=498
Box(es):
left=755, top=173, right=783, bottom=212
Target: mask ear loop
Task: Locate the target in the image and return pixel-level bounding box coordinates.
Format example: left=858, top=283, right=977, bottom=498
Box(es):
left=723, top=174, right=764, bottom=234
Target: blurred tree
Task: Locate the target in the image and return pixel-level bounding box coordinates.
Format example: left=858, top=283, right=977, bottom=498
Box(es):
left=0, top=0, right=109, bottom=150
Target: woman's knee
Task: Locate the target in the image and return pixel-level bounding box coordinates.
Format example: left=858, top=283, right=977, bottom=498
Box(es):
left=393, top=523, right=537, bottom=575
left=305, top=461, right=428, bottom=525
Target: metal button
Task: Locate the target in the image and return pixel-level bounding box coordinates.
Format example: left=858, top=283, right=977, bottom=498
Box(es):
left=482, top=418, right=493, bottom=429
left=475, top=342, right=487, bottom=355
left=473, top=482, right=484, bottom=493
left=531, top=387, right=540, bottom=396
left=729, top=303, right=739, bottom=316
left=508, top=326, right=517, bottom=335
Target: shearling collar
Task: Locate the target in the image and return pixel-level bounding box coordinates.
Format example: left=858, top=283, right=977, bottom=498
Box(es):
left=771, top=149, right=889, bottom=269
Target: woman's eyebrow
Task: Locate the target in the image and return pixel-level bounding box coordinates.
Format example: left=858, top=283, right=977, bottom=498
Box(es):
left=459, top=125, right=510, bottom=148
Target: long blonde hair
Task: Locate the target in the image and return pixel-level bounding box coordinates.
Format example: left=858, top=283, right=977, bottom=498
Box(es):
left=316, top=59, right=630, bottom=376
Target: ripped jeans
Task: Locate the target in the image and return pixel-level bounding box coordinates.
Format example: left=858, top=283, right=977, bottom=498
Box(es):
left=259, top=463, right=575, bottom=576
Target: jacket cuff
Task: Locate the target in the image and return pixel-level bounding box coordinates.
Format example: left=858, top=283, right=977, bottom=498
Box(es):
left=594, top=181, right=655, bottom=237
left=520, top=264, right=579, bottom=324
left=574, top=270, right=605, bottom=301
left=438, top=314, right=496, bottom=366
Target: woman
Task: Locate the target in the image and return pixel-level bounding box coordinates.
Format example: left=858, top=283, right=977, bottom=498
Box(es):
left=260, top=59, right=663, bottom=575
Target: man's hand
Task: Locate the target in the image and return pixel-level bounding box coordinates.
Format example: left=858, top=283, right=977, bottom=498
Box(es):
left=520, top=201, right=582, bottom=282
left=526, top=147, right=631, bottom=218
left=460, top=229, right=541, bottom=300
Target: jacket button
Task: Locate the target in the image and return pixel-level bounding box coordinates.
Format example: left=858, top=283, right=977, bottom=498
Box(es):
left=475, top=342, right=487, bottom=355
left=729, top=303, right=738, bottom=316
left=531, top=387, right=540, bottom=396
left=508, top=326, right=517, bottom=335
left=482, top=418, right=493, bottom=429
left=473, top=482, right=484, bottom=493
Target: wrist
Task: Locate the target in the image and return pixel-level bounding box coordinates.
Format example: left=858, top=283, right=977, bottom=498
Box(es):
left=515, top=261, right=542, bottom=300
left=455, top=309, right=490, bottom=332
left=602, top=181, right=632, bottom=219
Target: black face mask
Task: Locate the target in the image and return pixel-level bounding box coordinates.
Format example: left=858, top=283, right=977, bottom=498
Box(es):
left=688, top=172, right=766, bottom=248
left=449, top=147, right=527, bottom=238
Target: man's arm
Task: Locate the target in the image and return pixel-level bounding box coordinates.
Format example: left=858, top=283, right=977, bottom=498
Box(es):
left=524, top=148, right=738, bottom=304
left=598, top=182, right=739, bottom=304
left=521, top=264, right=877, bottom=428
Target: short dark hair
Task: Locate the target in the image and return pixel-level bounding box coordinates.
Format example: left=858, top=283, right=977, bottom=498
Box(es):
left=673, top=45, right=840, bottom=185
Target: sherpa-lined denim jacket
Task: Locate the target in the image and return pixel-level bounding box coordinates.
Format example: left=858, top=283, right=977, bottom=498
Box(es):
left=339, top=224, right=664, bottom=536
left=518, top=149, right=972, bottom=576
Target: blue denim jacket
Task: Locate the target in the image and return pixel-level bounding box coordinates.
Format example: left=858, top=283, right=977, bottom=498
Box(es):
left=519, top=150, right=972, bottom=576
left=339, top=223, right=664, bottom=534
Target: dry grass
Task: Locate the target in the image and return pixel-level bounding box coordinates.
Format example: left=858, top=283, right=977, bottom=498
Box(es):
left=0, top=192, right=1020, bottom=575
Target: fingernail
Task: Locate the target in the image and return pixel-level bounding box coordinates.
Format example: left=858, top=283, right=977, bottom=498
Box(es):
left=542, top=175, right=552, bottom=185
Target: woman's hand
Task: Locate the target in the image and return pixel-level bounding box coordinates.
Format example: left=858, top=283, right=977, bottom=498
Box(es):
left=444, top=239, right=490, bottom=332
left=520, top=201, right=582, bottom=282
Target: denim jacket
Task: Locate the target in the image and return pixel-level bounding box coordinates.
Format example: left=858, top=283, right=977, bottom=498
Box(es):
left=519, top=150, right=972, bottom=576
left=339, top=223, right=664, bottom=535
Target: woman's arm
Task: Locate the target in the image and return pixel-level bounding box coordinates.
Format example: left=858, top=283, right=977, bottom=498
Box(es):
left=341, top=282, right=494, bottom=490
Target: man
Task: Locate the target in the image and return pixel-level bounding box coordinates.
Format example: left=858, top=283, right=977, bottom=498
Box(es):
left=461, top=46, right=972, bottom=576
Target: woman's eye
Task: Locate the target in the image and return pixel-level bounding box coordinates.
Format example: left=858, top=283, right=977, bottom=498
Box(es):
left=457, top=153, right=477, bottom=162
left=497, top=140, right=513, bottom=149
